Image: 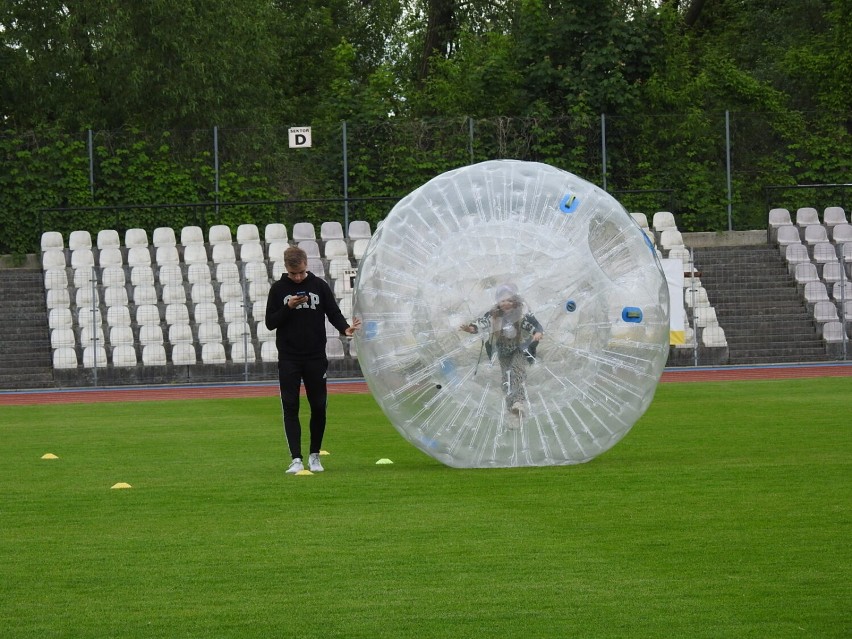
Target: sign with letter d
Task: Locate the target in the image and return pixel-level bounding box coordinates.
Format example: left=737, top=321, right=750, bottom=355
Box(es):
left=288, top=127, right=312, bottom=148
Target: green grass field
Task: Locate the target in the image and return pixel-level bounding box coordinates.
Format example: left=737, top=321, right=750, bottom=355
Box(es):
left=1, top=378, right=850, bottom=638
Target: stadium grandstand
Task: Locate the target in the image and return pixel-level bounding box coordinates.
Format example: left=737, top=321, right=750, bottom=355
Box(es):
left=0, top=206, right=849, bottom=390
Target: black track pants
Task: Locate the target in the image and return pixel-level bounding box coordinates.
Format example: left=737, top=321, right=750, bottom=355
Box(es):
left=277, top=357, right=328, bottom=460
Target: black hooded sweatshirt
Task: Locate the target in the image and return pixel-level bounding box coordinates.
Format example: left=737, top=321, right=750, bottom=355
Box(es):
left=264, top=271, right=350, bottom=361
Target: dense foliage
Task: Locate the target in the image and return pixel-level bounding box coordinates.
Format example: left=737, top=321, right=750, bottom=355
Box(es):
left=1, top=0, right=849, bottom=254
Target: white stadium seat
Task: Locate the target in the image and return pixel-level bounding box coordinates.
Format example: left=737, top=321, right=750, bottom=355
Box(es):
left=264, top=223, right=288, bottom=244
left=106, top=305, right=131, bottom=328
left=127, top=246, right=152, bottom=267
left=168, top=323, right=194, bottom=345
left=187, top=263, right=212, bottom=284
left=198, top=322, right=223, bottom=345
left=211, top=243, right=237, bottom=264
left=222, top=301, right=245, bottom=323
left=50, top=328, right=75, bottom=349
left=42, top=249, right=67, bottom=270
left=193, top=302, right=219, bottom=324
left=180, top=225, right=205, bottom=246
left=239, top=242, right=265, bottom=263
left=155, top=245, right=180, bottom=265
left=130, top=265, right=155, bottom=287
left=348, top=220, right=371, bottom=240
left=109, top=325, right=134, bottom=346
left=82, top=345, right=108, bottom=368
left=71, top=248, right=95, bottom=270
left=142, top=344, right=167, bottom=366
left=320, top=221, right=344, bottom=241
left=324, top=239, right=349, bottom=259
left=190, top=283, right=216, bottom=304
left=41, top=231, right=64, bottom=252
left=69, top=230, right=92, bottom=251
left=260, top=341, right=278, bottom=362
left=267, top=240, right=289, bottom=262
left=53, top=347, right=78, bottom=369
left=124, top=228, right=149, bottom=248
left=201, top=342, right=227, bottom=365
left=165, top=303, right=190, bottom=326
left=139, top=324, right=164, bottom=346
left=652, top=211, right=677, bottom=232
left=218, top=282, right=244, bottom=304
left=112, top=344, right=138, bottom=367
left=171, top=343, right=197, bottom=365
left=161, top=284, right=187, bottom=305
left=98, top=247, right=123, bottom=267
left=244, top=261, right=269, bottom=282
left=215, top=262, right=240, bottom=284
left=101, top=266, right=125, bottom=288
left=97, top=229, right=120, bottom=250
left=292, top=222, right=316, bottom=242
left=230, top=341, right=256, bottom=363
left=158, top=263, right=183, bottom=287
left=80, top=325, right=105, bottom=348
left=153, top=227, right=177, bottom=247
left=226, top=321, right=251, bottom=343
left=133, top=284, right=158, bottom=306
left=46, top=288, right=70, bottom=310
left=44, top=268, right=69, bottom=290
left=183, top=244, right=209, bottom=265
left=795, top=207, right=819, bottom=227
left=103, top=286, right=129, bottom=307
left=208, top=224, right=232, bottom=245
left=236, top=224, right=260, bottom=245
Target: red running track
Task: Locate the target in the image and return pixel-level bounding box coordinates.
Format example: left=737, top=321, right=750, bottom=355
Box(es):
left=1, top=364, right=851, bottom=406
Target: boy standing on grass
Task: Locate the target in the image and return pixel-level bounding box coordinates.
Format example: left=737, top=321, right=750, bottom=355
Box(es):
left=265, top=246, right=361, bottom=474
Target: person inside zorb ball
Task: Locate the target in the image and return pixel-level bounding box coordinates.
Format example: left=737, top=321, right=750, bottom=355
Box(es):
left=352, top=160, right=670, bottom=468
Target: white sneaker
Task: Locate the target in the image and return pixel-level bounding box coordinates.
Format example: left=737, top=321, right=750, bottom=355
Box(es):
left=511, top=401, right=525, bottom=415
left=286, top=458, right=304, bottom=474
left=308, top=453, right=324, bottom=472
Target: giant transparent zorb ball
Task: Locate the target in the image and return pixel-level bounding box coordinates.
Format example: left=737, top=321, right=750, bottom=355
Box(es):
left=353, top=160, right=669, bottom=468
